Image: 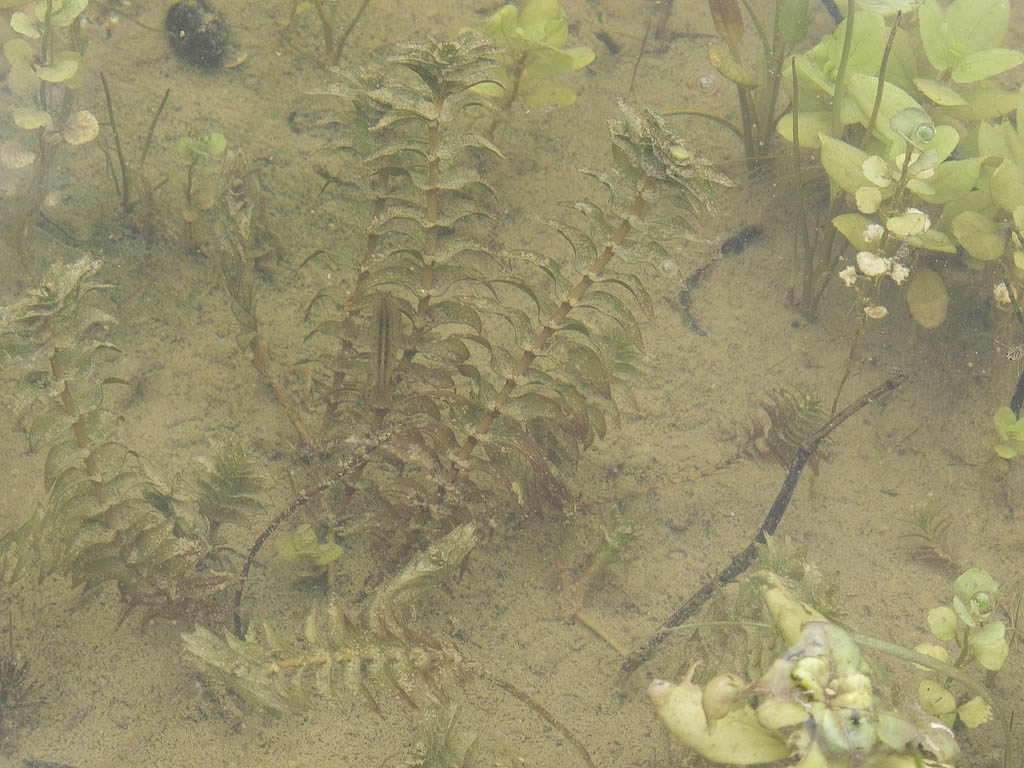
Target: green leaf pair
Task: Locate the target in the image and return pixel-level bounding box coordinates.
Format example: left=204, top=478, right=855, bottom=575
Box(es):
left=992, top=406, right=1024, bottom=459
left=477, top=0, right=595, bottom=110
left=917, top=568, right=1007, bottom=727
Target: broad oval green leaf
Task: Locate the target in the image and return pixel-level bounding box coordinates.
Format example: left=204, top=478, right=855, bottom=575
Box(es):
left=819, top=134, right=871, bottom=195
left=952, top=210, right=1006, bottom=261
left=523, top=80, right=576, bottom=108
left=990, top=159, right=1024, bottom=214
left=776, top=110, right=832, bottom=147
left=914, top=78, right=967, bottom=107
left=917, top=157, right=983, bottom=205
left=968, top=621, right=1009, bottom=670
left=946, top=0, right=1010, bottom=54
left=952, top=49, right=1024, bottom=84
left=846, top=73, right=925, bottom=144
left=918, top=0, right=952, bottom=71
left=3, top=37, right=34, bottom=67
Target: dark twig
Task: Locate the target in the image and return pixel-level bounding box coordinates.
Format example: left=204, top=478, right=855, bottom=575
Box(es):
left=618, top=374, right=907, bottom=681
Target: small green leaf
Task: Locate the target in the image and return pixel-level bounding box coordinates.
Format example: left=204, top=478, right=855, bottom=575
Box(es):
left=35, top=52, right=81, bottom=83
left=995, top=406, right=1020, bottom=439
left=847, top=73, right=926, bottom=145
left=952, top=49, right=1024, bottom=84
left=917, top=158, right=982, bottom=205
left=523, top=80, right=576, bottom=108
left=958, top=696, right=993, bottom=728
left=968, top=621, right=1009, bottom=670
left=3, top=37, right=33, bottom=66
left=993, top=442, right=1019, bottom=459
left=11, top=11, right=40, bottom=38
left=927, top=605, right=958, bottom=641
left=776, top=110, right=832, bottom=147
left=831, top=213, right=877, bottom=251
left=13, top=107, right=52, bottom=130
left=918, top=679, right=956, bottom=717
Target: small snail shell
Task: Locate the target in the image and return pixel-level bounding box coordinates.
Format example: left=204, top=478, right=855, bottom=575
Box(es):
left=701, top=672, right=746, bottom=726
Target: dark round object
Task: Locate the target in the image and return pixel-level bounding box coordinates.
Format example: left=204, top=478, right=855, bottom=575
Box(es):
left=166, top=0, right=229, bottom=70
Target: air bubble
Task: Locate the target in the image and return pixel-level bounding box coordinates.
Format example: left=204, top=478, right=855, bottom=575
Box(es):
left=690, top=74, right=718, bottom=95
left=660, top=259, right=680, bottom=277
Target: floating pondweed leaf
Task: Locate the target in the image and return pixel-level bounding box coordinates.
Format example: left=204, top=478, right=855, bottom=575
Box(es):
left=62, top=110, right=99, bottom=146
left=0, top=140, right=37, bottom=170
left=906, top=267, right=947, bottom=329
left=13, top=108, right=52, bottom=130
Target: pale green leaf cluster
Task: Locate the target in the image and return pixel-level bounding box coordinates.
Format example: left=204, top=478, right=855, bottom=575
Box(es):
left=177, top=131, right=227, bottom=164
left=778, top=0, right=1024, bottom=328
left=274, top=523, right=343, bottom=577
left=476, top=0, right=595, bottom=110
left=3, top=0, right=87, bottom=102
left=916, top=568, right=1007, bottom=728
left=991, top=405, right=1024, bottom=459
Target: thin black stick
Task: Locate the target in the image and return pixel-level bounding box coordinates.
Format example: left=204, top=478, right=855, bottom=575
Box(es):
left=617, top=373, right=907, bottom=681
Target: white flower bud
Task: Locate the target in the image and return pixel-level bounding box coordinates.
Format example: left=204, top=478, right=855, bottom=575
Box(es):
left=890, top=262, right=910, bottom=285
left=863, top=223, right=884, bottom=244
left=839, top=265, right=857, bottom=287
left=856, top=251, right=890, bottom=277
